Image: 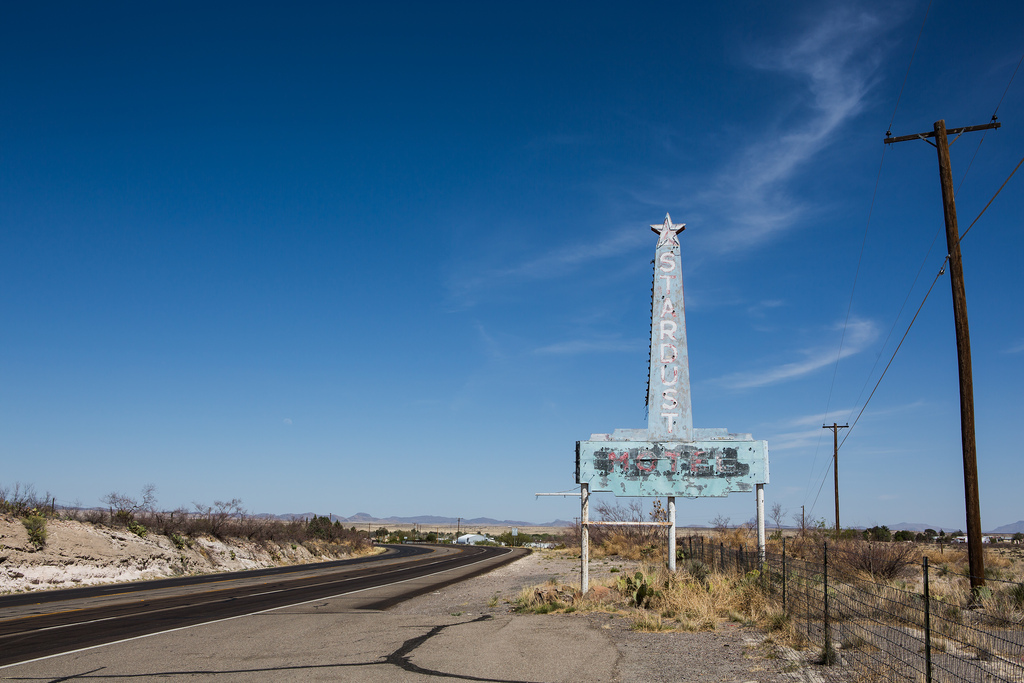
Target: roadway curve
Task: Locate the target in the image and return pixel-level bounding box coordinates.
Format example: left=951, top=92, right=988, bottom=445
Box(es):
left=0, top=544, right=522, bottom=667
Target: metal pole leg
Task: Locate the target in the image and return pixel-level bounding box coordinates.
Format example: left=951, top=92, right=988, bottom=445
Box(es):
left=581, top=483, right=590, bottom=593
left=668, top=496, right=676, bottom=572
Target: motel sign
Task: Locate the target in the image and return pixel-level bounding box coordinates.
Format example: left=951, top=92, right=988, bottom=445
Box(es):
left=575, top=214, right=769, bottom=498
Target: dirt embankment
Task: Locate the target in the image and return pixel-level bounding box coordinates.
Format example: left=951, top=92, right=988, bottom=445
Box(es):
left=0, top=516, right=372, bottom=594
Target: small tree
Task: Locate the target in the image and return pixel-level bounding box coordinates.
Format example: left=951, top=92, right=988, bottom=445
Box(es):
left=792, top=509, right=808, bottom=536
left=710, top=514, right=731, bottom=536
left=768, top=502, right=787, bottom=538
left=102, top=484, right=157, bottom=526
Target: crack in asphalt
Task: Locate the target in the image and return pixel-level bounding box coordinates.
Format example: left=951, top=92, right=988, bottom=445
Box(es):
left=6, top=614, right=538, bottom=682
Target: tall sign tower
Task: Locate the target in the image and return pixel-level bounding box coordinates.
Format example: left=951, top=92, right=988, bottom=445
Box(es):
left=575, top=214, right=769, bottom=591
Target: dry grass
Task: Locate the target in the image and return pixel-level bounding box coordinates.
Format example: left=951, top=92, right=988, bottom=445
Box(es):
left=595, top=532, right=662, bottom=561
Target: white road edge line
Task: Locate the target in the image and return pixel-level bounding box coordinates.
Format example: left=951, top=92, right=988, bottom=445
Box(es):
left=0, top=547, right=512, bottom=671
left=2, top=548, right=458, bottom=635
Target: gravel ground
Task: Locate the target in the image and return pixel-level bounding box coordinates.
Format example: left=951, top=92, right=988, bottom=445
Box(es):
left=390, top=549, right=833, bottom=682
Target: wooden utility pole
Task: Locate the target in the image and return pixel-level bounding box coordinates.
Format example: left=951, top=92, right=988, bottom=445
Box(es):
left=884, top=119, right=1000, bottom=592
left=823, top=423, right=849, bottom=534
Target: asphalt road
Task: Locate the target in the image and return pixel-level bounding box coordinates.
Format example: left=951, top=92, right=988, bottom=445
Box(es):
left=0, top=544, right=519, bottom=668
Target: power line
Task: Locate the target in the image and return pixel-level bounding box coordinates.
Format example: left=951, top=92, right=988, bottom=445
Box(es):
left=991, top=50, right=1024, bottom=122
left=886, top=0, right=933, bottom=137
left=958, top=153, right=1024, bottom=244
left=845, top=43, right=1023, bottom=427
left=953, top=48, right=1023, bottom=197
left=839, top=259, right=946, bottom=451
left=836, top=147, right=1022, bottom=451
left=810, top=258, right=947, bottom=520
left=808, top=1, right=932, bottom=508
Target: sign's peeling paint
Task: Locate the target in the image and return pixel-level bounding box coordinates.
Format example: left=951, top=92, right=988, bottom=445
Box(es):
left=577, top=440, right=768, bottom=497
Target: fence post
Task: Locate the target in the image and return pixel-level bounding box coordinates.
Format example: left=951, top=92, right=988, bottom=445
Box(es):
left=822, top=542, right=836, bottom=665
left=782, top=537, right=788, bottom=614
left=923, top=556, right=932, bottom=683
left=720, top=542, right=725, bottom=573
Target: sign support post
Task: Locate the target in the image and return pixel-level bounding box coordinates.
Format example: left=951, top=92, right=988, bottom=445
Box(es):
left=668, top=497, right=677, bottom=571
left=756, top=484, right=765, bottom=566
left=581, top=482, right=590, bottom=593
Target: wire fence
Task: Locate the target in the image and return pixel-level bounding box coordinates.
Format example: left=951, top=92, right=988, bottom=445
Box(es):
left=682, top=535, right=1024, bottom=683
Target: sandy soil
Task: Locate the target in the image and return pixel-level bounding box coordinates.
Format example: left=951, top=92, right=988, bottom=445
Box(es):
left=392, top=550, right=824, bottom=682
left=0, top=516, right=372, bottom=594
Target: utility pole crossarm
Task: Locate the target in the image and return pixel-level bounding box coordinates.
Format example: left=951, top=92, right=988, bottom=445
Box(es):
left=885, top=122, right=1000, bottom=145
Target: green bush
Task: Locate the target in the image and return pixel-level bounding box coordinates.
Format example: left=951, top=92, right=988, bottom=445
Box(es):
left=23, top=515, right=47, bottom=548
left=1008, top=582, right=1024, bottom=608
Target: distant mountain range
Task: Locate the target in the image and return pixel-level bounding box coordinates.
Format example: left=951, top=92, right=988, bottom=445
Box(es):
left=747, top=519, right=1020, bottom=534
left=257, top=512, right=573, bottom=527
left=248, top=512, right=1023, bottom=533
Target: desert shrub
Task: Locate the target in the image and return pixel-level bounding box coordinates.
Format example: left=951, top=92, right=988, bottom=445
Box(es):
left=630, top=612, right=669, bottom=631
left=1, top=482, right=49, bottom=517
left=685, top=559, right=711, bottom=585
left=831, top=540, right=918, bottom=580
left=1011, top=582, right=1024, bottom=607
left=22, top=514, right=47, bottom=548
left=101, top=484, right=157, bottom=528
left=512, top=584, right=576, bottom=613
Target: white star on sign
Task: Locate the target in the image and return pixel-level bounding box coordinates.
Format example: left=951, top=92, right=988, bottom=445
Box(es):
left=650, top=213, right=685, bottom=248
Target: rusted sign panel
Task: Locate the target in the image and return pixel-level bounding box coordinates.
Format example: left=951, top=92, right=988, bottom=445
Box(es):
left=576, top=439, right=769, bottom=498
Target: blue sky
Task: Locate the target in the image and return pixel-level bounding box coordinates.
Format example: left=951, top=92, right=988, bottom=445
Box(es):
left=2, top=1, right=1022, bottom=531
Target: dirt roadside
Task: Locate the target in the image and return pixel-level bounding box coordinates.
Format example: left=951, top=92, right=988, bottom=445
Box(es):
left=390, top=549, right=824, bottom=682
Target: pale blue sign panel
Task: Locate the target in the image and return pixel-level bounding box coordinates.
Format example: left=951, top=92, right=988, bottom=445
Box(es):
left=577, top=439, right=769, bottom=498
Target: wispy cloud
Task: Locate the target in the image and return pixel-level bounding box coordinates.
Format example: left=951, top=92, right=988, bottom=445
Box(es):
left=475, top=322, right=505, bottom=361
left=762, top=407, right=857, bottom=450
left=717, top=318, right=879, bottom=389
left=446, top=8, right=893, bottom=308
left=767, top=399, right=926, bottom=450
left=1005, top=339, right=1024, bottom=354
left=645, top=7, right=889, bottom=254
left=747, top=299, right=786, bottom=317
left=446, top=226, right=648, bottom=307
left=535, top=336, right=643, bottom=355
